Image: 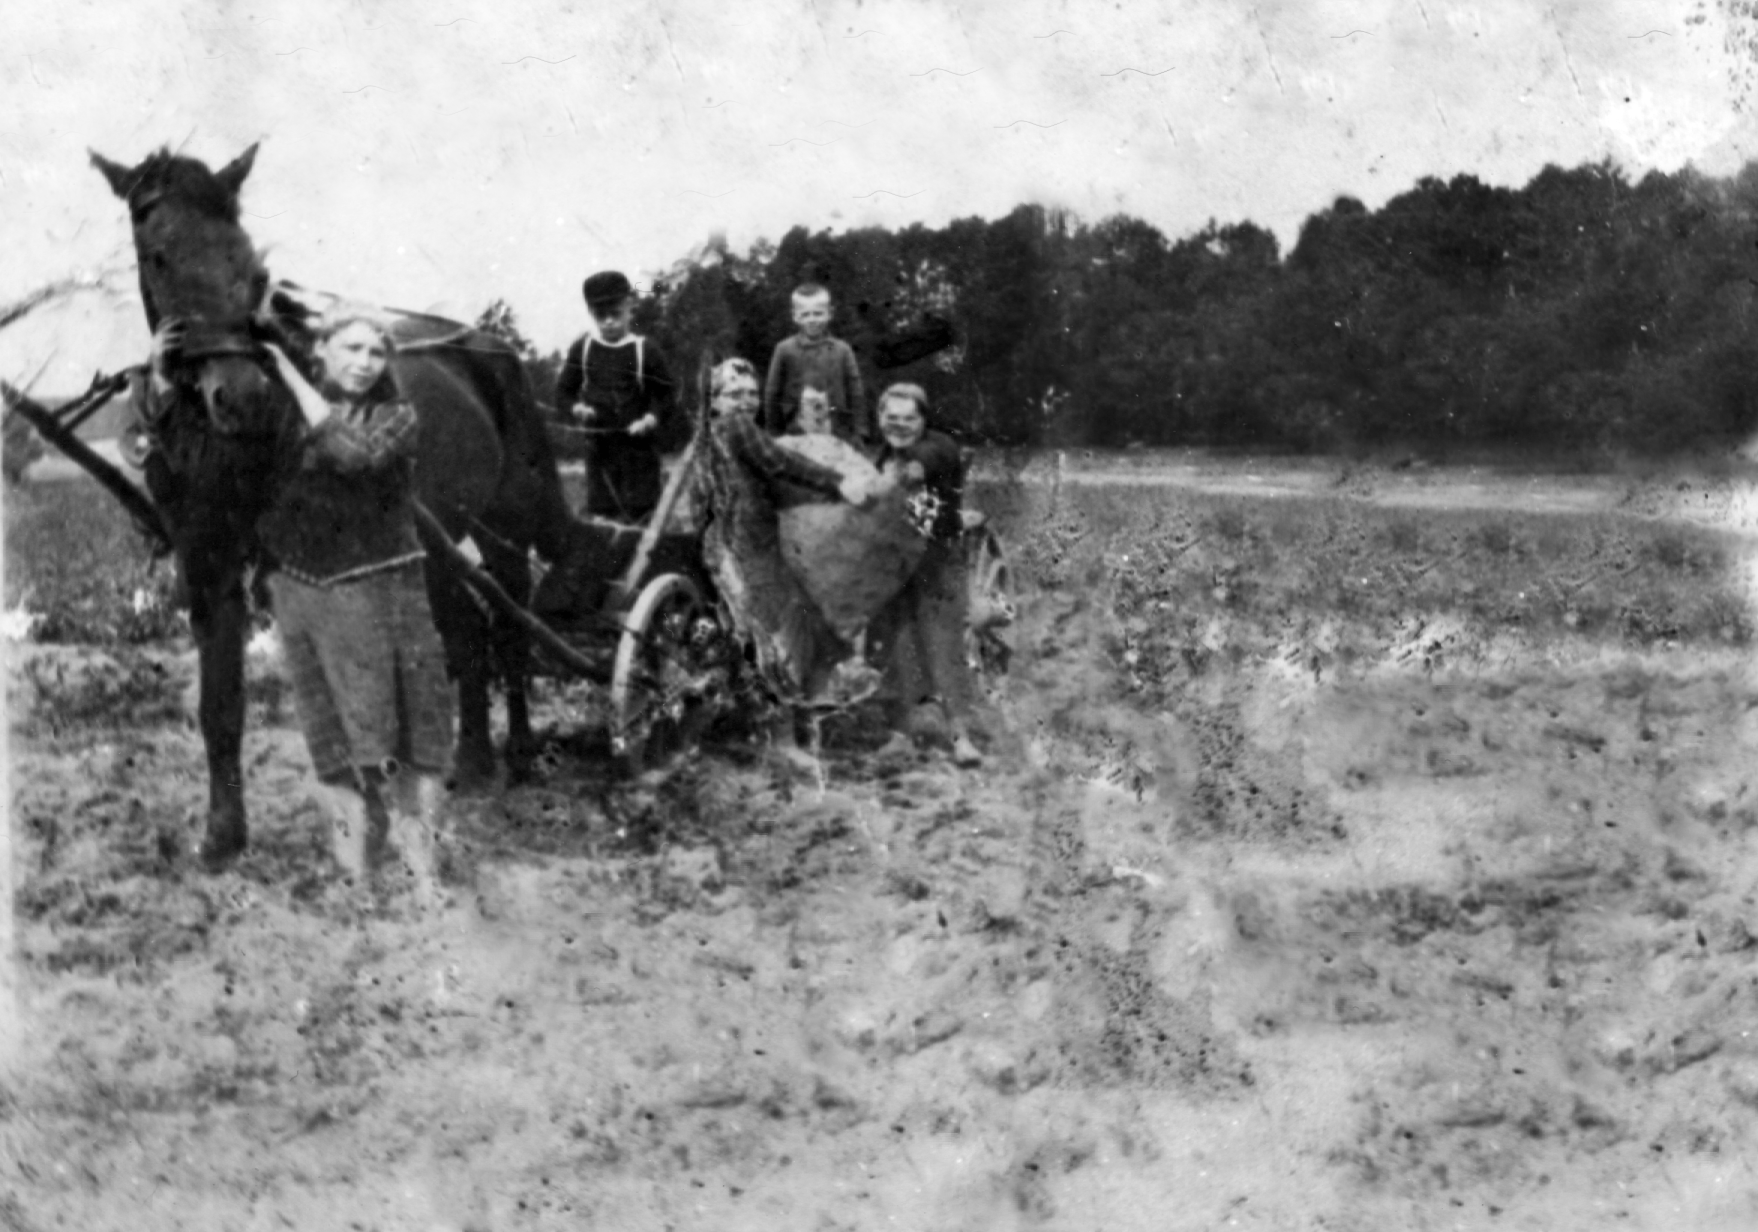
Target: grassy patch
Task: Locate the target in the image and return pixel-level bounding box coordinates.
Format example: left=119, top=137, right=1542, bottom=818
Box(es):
left=971, top=472, right=1751, bottom=705
left=12, top=648, right=187, bottom=736
left=11, top=463, right=1751, bottom=672
left=6, top=476, right=184, bottom=644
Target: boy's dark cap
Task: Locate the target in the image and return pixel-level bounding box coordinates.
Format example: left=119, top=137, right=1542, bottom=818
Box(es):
left=583, top=271, right=634, bottom=310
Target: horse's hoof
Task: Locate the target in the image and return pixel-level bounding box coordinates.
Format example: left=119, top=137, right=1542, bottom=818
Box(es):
left=449, top=763, right=499, bottom=795
left=503, top=744, right=541, bottom=788
left=453, top=743, right=498, bottom=786
left=198, top=829, right=247, bottom=872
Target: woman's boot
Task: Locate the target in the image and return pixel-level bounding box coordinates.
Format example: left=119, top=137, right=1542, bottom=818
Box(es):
left=389, top=772, right=445, bottom=907
left=945, top=705, right=983, bottom=768
left=312, top=782, right=372, bottom=880
left=768, top=708, right=820, bottom=773
left=950, top=728, right=984, bottom=768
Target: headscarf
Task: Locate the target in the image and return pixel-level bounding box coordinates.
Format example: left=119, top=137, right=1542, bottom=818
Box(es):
left=710, top=357, right=759, bottom=401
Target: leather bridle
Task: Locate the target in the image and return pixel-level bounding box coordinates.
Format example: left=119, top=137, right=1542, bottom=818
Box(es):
left=124, top=180, right=276, bottom=372
left=144, top=322, right=291, bottom=443
left=179, top=331, right=270, bottom=365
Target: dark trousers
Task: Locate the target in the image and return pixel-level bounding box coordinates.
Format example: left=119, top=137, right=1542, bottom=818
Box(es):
left=583, top=437, right=663, bottom=522
left=868, top=538, right=971, bottom=723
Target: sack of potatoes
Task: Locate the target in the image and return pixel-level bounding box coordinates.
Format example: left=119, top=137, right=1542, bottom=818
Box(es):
left=775, top=434, right=925, bottom=639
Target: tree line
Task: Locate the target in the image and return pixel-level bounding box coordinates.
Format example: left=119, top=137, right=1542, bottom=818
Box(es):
left=480, top=159, right=1758, bottom=457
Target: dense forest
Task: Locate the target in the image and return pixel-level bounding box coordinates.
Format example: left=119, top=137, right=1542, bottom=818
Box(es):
left=483, top=159, right=1758, bottom=457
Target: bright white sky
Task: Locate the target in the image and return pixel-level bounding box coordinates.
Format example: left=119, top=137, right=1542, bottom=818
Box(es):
left=3, top=0, right=1755, bottom=394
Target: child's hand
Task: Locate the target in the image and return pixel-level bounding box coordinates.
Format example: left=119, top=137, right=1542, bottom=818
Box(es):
left=628, top=412, right=659, bottom=437
left=261, top=342, right=331, bottom=427
left=150, top=319, right=187, bottom=370
left=261, top=341, right=296, bottom=377
left=149, top=319, right=187, bottom=392
left=882, top=458, right=926, bottom=487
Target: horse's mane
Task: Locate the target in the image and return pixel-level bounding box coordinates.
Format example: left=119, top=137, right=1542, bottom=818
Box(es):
left=128, top=147, right=243, bottom=221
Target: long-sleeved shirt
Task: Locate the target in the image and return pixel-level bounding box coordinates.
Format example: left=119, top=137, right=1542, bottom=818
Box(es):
left=258, top=397, right=425, bottom=583
left=710, top=411, right=845, bottom=505
left=552, top=333, right=678, bottom=433
left=132, top=377, right=426, bottom=582
left=875, top=428, right=964, bottom=542
left=763, top=334, right=867, bottom=441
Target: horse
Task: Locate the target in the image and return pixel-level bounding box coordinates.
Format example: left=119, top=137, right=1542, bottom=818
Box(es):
left=89, top=143, right=581, bottom=868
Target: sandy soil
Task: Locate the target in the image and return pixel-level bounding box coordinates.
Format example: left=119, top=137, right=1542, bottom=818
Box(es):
left=7, top=462, right=1758, bottom=1231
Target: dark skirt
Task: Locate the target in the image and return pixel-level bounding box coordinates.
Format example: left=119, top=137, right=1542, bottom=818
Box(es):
left=867, top=537, right=972, bottom=721
left=582, top=435, right=664, bottom=522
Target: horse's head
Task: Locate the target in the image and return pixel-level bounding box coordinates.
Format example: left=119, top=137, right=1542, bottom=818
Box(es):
left=91, top=144, right=285, bottom=435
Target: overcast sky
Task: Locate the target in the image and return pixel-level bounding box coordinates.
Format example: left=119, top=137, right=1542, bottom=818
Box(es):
left=4, top=0, right=1756, bottom=393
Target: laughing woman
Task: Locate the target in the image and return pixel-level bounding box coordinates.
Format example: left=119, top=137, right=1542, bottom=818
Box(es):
left=696, top=357, right=871, bottom=760
left=866, top=383, right=983, bottom=768
left=237, top=312, right=456, bottom=892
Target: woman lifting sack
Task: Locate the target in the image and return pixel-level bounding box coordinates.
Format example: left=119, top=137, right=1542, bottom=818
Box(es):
left=695, top=357, right=875, bottom=762
left=866, top=383, right=983, bottom=768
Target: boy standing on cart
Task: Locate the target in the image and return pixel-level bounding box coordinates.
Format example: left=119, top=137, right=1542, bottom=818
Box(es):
left=763, top=283, right=867, bottom=445
left=554, top=270, right=687, bottom=522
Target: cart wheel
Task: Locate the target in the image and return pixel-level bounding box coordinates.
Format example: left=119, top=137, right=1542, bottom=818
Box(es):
left=964, top=522, right=1015, bottom=676
left=611, top=572, right=726, bottom=775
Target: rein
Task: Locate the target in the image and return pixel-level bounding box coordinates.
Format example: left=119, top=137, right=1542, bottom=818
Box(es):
left=173, top=320, right=273, bottom=367
left=144, top=324, right=295, bottom=444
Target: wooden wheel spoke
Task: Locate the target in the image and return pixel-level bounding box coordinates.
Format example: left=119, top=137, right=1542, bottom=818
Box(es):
left=965, top=525, right=1016, bottom=677
left=611, top=573, right=732, bottom=772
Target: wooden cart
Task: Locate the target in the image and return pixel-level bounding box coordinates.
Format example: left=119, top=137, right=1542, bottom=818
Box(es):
left=5, top=381, right=1016, bottom=774
left=523, top=425, right=1017, bottom=773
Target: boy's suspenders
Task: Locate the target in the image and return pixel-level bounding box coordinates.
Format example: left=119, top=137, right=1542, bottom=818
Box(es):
left=582, top=336, right=647, bottom=412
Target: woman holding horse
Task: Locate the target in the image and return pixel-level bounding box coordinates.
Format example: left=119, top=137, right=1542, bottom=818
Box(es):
left=146, top=310, right=453, bottom=892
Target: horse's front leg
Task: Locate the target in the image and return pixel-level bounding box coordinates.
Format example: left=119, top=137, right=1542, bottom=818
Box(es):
left=485, top=543, right=537, bottom=785
left=186, top=555, right=249, bottom=869
left=424, top=558, right=497, bottom=788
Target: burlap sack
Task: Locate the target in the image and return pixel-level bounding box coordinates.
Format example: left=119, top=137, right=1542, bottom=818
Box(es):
left=775, top=435, right=925, bottom=638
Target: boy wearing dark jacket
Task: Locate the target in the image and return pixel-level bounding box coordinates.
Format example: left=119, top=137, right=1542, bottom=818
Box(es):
left=554, top=270, right=686, bottom=521
left=762, top=283, right=867, bottom=444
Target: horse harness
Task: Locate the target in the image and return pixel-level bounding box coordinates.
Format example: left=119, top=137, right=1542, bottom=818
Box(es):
left=136, top=324, right=276, bottom=425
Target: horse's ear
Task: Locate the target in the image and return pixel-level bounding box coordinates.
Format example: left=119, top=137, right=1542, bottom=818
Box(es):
left=214, top=143, right=259, bottom=197
left=89, top=150, right=140, bottom=200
